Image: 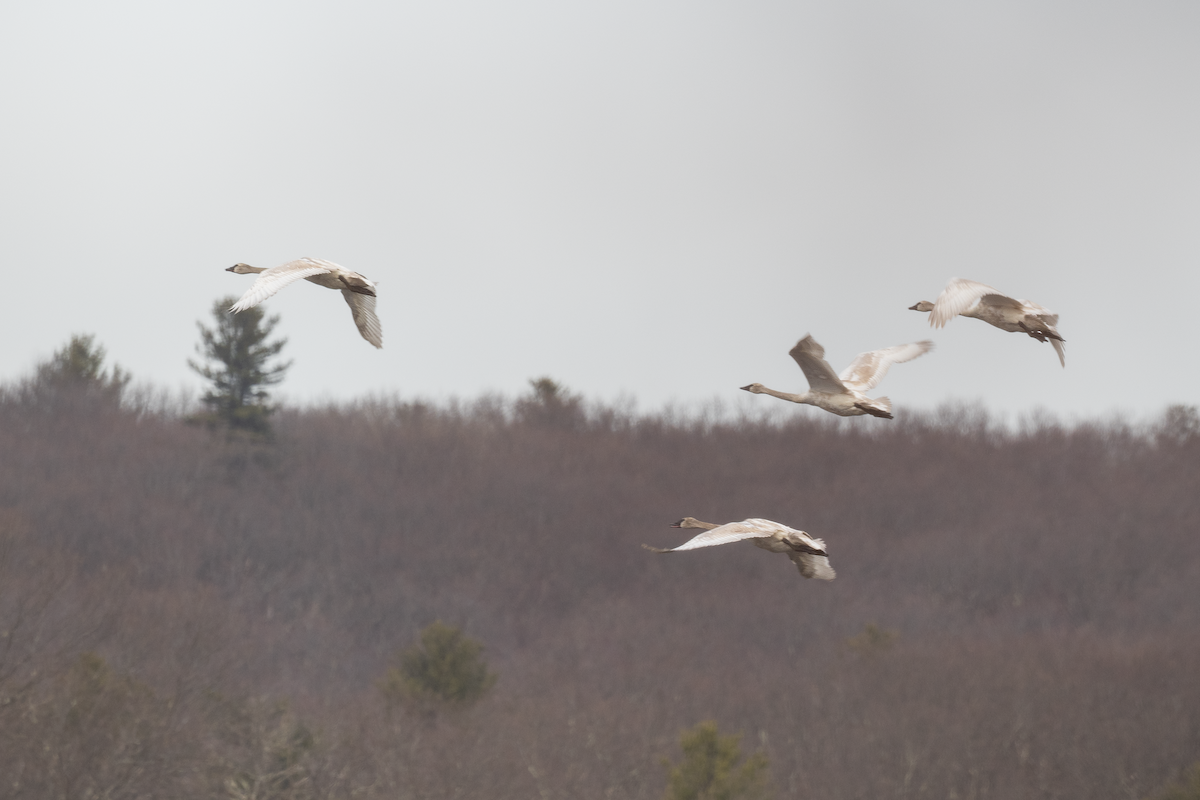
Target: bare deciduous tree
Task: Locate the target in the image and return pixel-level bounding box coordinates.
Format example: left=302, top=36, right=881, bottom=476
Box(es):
left=1, top=365, right=1199, bottom=798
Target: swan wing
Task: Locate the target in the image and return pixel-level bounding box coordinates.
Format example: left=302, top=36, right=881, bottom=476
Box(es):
left=788, top=335, right=847, bottom=393
left=788, top=551, right=836, bottom=580
left=1050, top=337, right=1066, bottom=367
left=341, top=290, right=383, bottom=349
left=839, top=340, right=934, bottom=393
left=647, top=519, right=784, bottom=552
left=300, top=257, right=348, bottom=271
left=929, top=278, right=1008, bottom=327
left=977, top=293, right=1026, bottom=311
left=229, top=260, right=333, bottom=312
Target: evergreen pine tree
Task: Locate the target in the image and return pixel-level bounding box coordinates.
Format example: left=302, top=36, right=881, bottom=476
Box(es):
left=379, top=621, right=497, bottom=715
left=514, top=376, right=585, bottom=429
left=25, top=333, right=129, bottom=411
left=188, top=296, right=290, bottom=436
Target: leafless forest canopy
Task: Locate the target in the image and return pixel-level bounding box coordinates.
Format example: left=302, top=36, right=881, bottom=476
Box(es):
left=1, top=377, right=1198, bottom=799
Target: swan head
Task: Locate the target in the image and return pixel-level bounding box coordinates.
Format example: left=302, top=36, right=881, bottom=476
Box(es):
left=227, top=263, right=257, bottom=274
left=909, top=301, right=935, bottom=313
left=740, top=383, right=766, bottom=394
left=671, top=517, right=706, bottom=529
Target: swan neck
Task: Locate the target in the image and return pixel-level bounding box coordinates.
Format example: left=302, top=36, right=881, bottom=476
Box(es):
left=759, top=385, right=810, bottom=405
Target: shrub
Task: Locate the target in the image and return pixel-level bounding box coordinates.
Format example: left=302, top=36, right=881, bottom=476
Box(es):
left=662, top=720, right=771, bottom=800
left=844, top=622, right=899, bottom=658
left=1146, top=763, right=1200, bottom=800
left=380, top=621, right=497, bottom=713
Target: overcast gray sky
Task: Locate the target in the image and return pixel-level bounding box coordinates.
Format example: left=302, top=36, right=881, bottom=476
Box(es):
left=2, top=1, right=1197, bottom=422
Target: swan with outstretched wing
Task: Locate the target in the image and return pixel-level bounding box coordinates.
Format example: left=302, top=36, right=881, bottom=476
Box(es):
left=741, top=334, right=932, bottom=419
left=910, top=278, right=1063, bottom=366
left=644, top=517, right=836, bottom=581
left=226, top=258, right=382, bottom=349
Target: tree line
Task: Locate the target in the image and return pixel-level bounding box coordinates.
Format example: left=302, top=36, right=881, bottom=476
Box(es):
left=0, top=325, right=1198, bottom=798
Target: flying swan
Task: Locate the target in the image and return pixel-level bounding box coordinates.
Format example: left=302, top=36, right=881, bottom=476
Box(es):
left=226, top=258, right=383, bottom=349
left=909, top=278, right=1064, bottom=366
left=643, top=517, right=836, bottom=580
left=740, top=334, right=932, bottom=419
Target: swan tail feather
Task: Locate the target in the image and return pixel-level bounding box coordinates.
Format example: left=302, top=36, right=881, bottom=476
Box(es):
left=856, top=397, right=894, bottom=419
left=340, top=274, right=377, bottom=297
left=789, top=551, right=837, bottom=580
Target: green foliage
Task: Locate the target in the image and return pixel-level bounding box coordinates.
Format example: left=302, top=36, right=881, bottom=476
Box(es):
left=380, top=621, right=497, bottom=712
left=1146, top=763, right=1200, bottom=800
left=845, top=622, right=899, bottom=658
left=27, top=333, right=129, bottom=409
left=662, top=721, right=771, bottom=800
left=188, top=296, right=290, bottom=436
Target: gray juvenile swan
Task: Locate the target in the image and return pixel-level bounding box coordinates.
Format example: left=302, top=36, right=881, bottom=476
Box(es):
left=226, top=258, right=382, bottom=349
left=643, top=517, right=836, bottom=580
left=740, top=334, right=933, bottom=419
left=910, top=278, right=1064, bottom=366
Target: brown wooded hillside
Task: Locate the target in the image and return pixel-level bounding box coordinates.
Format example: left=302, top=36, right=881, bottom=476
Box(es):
left=1, top=383, right=1198, bottom=799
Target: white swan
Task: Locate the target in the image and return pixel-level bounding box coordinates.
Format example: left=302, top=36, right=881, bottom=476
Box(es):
left=226, top=258, right=383, bottom=349
left=643, top=517, right=836, bottom=580
left=910, top=278, right=1064, bottom=367
left=740, top=334, right=932, bottom=419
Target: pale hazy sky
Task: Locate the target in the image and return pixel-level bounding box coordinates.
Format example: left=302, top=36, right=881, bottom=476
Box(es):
left=2, top=1, right=1198, bottom=421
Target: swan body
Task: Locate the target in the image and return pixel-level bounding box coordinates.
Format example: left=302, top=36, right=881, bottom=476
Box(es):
left=226, top=258, right=382, bottom=349
left=741, top=334, right=932, bottom=419
left=643, top=517, right=836, bottom=580
left=910, top=278, right=1064, bottom=366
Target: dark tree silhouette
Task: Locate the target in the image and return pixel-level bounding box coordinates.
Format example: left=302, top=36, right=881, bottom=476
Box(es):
left=514, top=376, right=585, bottom=429
left=189, top=296, right=290, bottom=436
left=1158, top=404, right=1200, bottom=445
left=380, top=621, right=497, bottom=714
left=22, top=333, right=129, bottom=410
left=1, top=373, right=1199, bottom=799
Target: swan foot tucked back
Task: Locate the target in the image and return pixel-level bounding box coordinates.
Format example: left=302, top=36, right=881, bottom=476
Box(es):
left=643, top=517, right=836, bottom=580
left=740, top=334, right=932, bottom=419
left=910, top=278, right=1064, bottom=366
left=226, top=258, right=383, bottom=349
